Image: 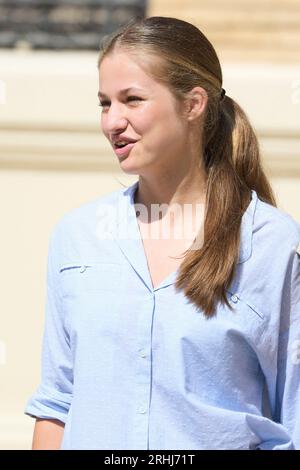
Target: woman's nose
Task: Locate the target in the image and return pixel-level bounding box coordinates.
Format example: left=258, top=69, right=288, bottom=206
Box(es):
left=106, top=119, right=127, bottom=134
left=104, top=104, right=128, bottom=133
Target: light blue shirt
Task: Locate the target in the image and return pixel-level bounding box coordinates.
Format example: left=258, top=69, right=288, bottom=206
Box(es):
left=25, top=181, right=300, bottom=450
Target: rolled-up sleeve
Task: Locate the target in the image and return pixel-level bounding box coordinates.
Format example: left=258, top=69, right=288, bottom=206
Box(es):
left=275, top=244, right=300, bottom=449
left=25, top=223, right=73, bottom=423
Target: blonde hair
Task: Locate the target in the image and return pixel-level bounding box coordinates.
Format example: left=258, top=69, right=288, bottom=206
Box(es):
left=98, top=16, right=276, bottom=317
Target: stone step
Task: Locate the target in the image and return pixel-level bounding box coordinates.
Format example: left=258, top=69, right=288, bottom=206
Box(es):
left=149, top=0, right=300, bottom=59
left=151, top=8, right=300, bottom=31
left=152, top=0, right=300, bottom=8
left=208, top=30, right=300, bottom=47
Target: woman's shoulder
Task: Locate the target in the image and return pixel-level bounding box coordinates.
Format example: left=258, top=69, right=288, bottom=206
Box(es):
left=254, top=193, right=300, bottom=251
left=49, top=184, right=130, bottom=244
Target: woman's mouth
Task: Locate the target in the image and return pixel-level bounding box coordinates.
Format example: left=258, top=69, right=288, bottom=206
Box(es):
left=114, top=142, right=137, bottom=158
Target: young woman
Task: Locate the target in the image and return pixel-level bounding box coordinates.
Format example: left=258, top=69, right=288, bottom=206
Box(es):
left=25, top=16, right=300, bottom=450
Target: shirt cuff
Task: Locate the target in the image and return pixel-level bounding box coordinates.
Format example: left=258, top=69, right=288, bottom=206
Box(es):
left=24, top=385, right=72, bottom=424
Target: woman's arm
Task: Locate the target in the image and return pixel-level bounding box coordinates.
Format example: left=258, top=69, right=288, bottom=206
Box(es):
left=25, top=224, right=73, bottom=445
left=32, top=418, right=65, bottom=450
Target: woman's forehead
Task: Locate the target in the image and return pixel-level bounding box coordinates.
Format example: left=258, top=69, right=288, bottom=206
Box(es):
left=99, top=48, right=163, bottom=80
left=99, top=54, right=167, bottom=96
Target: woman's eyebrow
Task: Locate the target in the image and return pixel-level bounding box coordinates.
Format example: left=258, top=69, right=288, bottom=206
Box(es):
left=98, top=87, right=145, bottom=98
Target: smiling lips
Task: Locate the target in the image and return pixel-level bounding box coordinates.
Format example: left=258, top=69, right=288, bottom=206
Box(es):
left=114, top=141, right=137, bottom=157
left=112, top=136, right=138, bottom=148
left=112, top=135, right=138, bottom=158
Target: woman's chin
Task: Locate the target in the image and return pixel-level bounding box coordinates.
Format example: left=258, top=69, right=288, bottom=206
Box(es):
left=118, top=158, right=141, bottom=174
left=117, top=152, right=153, bottom=175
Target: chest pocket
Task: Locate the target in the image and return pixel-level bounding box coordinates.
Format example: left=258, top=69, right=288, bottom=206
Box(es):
left=59, top=263, right=121, bottom=297
left=224, top=290, right=266, bottom=348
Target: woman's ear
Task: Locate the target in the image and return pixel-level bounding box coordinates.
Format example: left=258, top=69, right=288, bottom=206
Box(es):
left=184, top=86, right=208, bottom=122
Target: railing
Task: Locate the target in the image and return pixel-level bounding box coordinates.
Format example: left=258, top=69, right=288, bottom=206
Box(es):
left=0, top=0, right=147, bottom=50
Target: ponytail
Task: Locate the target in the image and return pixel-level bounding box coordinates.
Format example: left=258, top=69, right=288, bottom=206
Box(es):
left=175, top=95, right=276, bottom=316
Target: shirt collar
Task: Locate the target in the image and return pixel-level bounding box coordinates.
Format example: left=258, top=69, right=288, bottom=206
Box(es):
left=239, top=188, right=258, bottom=263
left=122, top=180, right=257, bottom=266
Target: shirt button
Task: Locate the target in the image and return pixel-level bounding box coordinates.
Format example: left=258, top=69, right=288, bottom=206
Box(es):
left=138, top=407, right=147, bottom=414
left=79, top=266, right=86, bottom=273
left=231, top=294, right=239, bottom=303
left=139, top=349, right=147, bottom=358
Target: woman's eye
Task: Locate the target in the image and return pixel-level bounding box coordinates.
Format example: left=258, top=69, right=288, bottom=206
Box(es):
left=98, top=96, right=142, bottom=108
left=127, top=96, right=142, bottom=102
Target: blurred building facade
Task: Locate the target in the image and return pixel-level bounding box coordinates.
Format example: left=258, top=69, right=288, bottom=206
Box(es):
left=0, top=0, right=146, bottom=49
left=0, top=0, right=299, bottom=449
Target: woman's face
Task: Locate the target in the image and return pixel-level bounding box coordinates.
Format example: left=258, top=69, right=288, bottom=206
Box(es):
left=98, top=51, right=190, bottom=175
